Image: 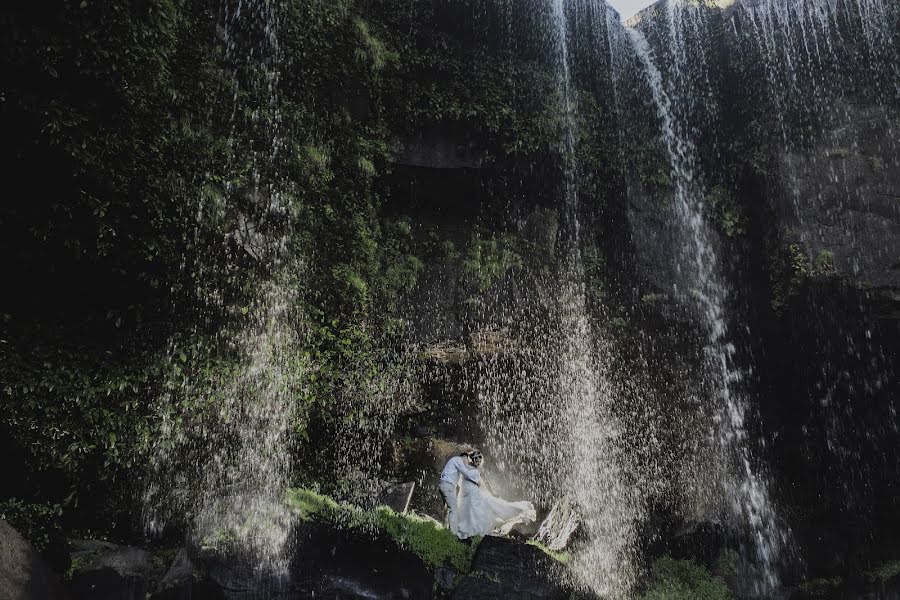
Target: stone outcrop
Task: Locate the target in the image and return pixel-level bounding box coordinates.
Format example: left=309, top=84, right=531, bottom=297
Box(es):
left=293, top=521, right=434, bottom=599
left=68, top=539, right=150, bottom=600
left=0, top=519, right=66, bottom=600
left=452, top=537, right=576, bottom=600
left=150, top=548, right=224, bottom=600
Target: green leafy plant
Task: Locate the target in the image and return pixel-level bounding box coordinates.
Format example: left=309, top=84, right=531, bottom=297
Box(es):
left=639, top=556, right=734, bottom=600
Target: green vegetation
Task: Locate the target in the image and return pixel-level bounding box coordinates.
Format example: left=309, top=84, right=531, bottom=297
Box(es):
left=865, top=559, right=900, bottom=582
left=638, top=557, right=734, bottom=600
left=866, top=155, right=885, bottom=173
left=0, top=498, right=63, bottom=554
left=461, top=232, right=524, bottom=299
left=826, top=147, right=850, bottom=160
left=527, top=540, right=571, bottom=565
left=813, top=249, right=837, bottom=277
left=287, top=489, right=479, bottom=572
left=706, top=185, right=746, bottom=238
left=797, top=576, right=843, bottom=596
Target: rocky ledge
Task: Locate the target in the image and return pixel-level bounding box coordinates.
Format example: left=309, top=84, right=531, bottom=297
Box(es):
left=4, top=493, right=900, bottom=600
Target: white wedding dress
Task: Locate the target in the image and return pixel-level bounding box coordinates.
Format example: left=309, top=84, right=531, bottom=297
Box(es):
left=456, top=475, right=537, bottom=539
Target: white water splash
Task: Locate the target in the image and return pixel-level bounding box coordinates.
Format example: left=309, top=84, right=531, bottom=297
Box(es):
left=626, top=5, right=786, bottom=591
left=145, top=0, right=303, bottom=577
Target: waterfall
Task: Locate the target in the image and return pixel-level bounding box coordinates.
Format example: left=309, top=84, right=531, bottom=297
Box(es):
left=475, top=1, right=644, bottom=595
left=735, top=0, right=899, bottom=143
left=145, top=0, right=304, bottom=577
left=623, top=2, right=786, bottom=594
left=730, top=0, right=900, bottom=537
left=546, top=2, right=642, bottom=595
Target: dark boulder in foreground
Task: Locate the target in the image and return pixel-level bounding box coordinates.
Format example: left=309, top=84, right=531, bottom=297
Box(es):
left=452, top=536, right=576, bottom=600
left=68, top=539, right=150, bottom=600
left=0, top=518, right=66, bottom=600
left=293, top=521, right=435, bottom=599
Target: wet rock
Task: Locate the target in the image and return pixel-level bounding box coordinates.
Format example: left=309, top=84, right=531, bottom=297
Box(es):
left=772, top=104, right=900, bottom=312
left=151, top=548, right=224, bottom=600
left=534, top=499, right=580, bottom=552
left=626, top=176, right=718, bottom=324
left=293, top=521, right=433, bottom=599
left=68, top=539, right=150, bottom=600
left=434, top=565, right=458, bottom=592
left=391, top=128, right=483, bottom=170
left=0, top=518, right=66, bottom=600
left=201, top=553, right=292, bottom=600
left=452, top=536, right=570, bottom=600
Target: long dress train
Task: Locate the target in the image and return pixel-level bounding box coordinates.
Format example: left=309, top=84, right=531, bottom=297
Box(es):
left=456, top=476, right=536, bottom=539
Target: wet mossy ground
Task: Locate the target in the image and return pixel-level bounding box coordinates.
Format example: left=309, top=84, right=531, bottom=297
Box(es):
left=286, top=488, right=479, bottom=573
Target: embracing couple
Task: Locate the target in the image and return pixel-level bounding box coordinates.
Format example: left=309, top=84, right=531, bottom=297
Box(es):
left=439, top=448, right=536, bottom=539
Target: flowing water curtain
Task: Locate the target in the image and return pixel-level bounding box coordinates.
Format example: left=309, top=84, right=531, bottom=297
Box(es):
left=733, top=0, right=899, bottom=144
left=729, top=0, right=900, bottom=519
left=471, top=1, right=647, bottom=595
left=623, top=1, right=788, bottom=594
left=144, top=0, right=310, bottom=574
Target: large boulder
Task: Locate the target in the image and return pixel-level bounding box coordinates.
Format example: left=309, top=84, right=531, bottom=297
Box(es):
left=68, top=539, right=150, bottom=600
left=293, top=521, right=434, bottom=599
left=201, top=553, right=293, bottom=600
left=150, top=548, right=224, bottom=600
left=452, top=536, right=572, bottom=600
left=0, top=519, right=66, bottom=600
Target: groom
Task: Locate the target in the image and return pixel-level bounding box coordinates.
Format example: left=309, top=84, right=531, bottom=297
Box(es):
left=439, top=449, right=482, bottom=536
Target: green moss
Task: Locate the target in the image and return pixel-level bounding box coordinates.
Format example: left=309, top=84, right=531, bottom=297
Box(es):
left=527, top=540, right=571, bottom=564
left=705, top=185, right=746, bottom=238
left=638, top=557, right=734, bottom=600
left=286, top=488, right=478, bottom=573
left=714, top=549, right=739, bottom=580
left=865, top=559, right=900, bottom=582
left=866, top=155, right=885, bottom=173
left=812, top=249, right=837, bottom=277
left=797, top=576, right=843, bottom=596
left=641, top=293, right=666, bottom=306
left=469, top=570, right=501, bottom=583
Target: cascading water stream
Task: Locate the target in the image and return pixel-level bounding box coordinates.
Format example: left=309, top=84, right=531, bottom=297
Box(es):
left=477, top=1, right=643, bottom=595
left=730, top=0, right=900, bottom=525
left=737, top=0, right=899, bottom=144
left=547, top=1, right=642, bottom=595
left=145, top=0, right=305, bottom=578
left=624, top=4, right=786, bottom=593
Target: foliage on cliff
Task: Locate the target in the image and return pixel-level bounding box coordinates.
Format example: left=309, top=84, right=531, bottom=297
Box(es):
left=0, top=0, right=596, bottom=544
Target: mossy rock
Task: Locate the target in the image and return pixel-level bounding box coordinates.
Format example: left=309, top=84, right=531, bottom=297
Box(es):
left=286, top=488, right=478, bottom=573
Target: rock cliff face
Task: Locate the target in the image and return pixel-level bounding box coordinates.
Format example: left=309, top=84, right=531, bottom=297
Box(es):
left=382, top=0, right=900, bottom=588
left=3, top=0, right=899, bottom=597
left=772, top=103, right=900, bottom=299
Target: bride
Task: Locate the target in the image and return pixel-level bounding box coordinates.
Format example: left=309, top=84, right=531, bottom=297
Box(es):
left=456, top=450, right=537, bottom=539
